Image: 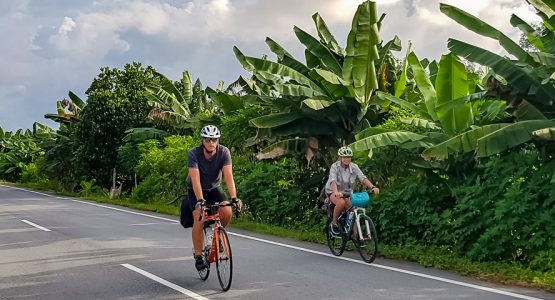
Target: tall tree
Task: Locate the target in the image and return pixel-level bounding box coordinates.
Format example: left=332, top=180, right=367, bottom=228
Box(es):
left=74, top=62, right=160, bottom=186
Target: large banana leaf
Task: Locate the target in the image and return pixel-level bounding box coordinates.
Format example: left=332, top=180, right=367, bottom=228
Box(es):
left=343, top=0, right=380, bottom=105
left=510, top=14, right=546, bottom=52
left=68, top=91, right=86, bottom=109
left=302, top=97, right=333, bottom=110
left=440, top=3, right=536, bottom=66
left=477, top=119, right=555, bottom=156
left=422, top=123, right=510, bottom=160
left=308, top=69, right=351, bottom=99
left=265, top=37, right=311, bottom=74
left=434, top=91, right=488, bottom=113
left=448, top=39, right=555, bottom=107
left=243, top=56, right=327, bottom=95
left=376, top=91, right=426, bottom=117
left=514, top=100, right=548, bottom=120
left=394, top=42, right=412, bottom=97
left=408, top=52, right=438, bottom=121
left=435, top=54, right=473, bottom=134
left=349, top=131, right=427, bottom=152
left=294, top=26, right=343, bottom=76
left=250, top=112, right=302, bottom=129
left=145, top=85, right=190, bottom=119
left=354, top=127, right=394, bottom=140
left=401, top=118, right=440, bottom=130
left=312, top=13, right=345, bottom=57
left=123, top=128, right=170, bottom=143
left=208, top=91, right=244, bottom=115
left=181, top=71, right=193, bottom=104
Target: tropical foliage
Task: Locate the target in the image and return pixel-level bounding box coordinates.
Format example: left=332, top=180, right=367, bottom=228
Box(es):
left=1, top=0, right=553, bottom=286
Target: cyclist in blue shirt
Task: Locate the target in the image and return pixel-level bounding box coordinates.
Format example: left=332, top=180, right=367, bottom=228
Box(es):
left=186, top=125, right=242, bottom=271
left=325, top=146, right=380, bottom=235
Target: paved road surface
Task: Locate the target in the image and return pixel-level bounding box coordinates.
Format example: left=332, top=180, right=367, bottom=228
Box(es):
left=1, top=185, right=553, bottom=300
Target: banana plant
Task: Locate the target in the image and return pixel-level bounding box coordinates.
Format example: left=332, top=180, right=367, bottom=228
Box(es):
left=350, top=52, right=516, bottom=160
left=44, top=91, right=86, bottom=124
left=232, top=0, right=401, bottom=160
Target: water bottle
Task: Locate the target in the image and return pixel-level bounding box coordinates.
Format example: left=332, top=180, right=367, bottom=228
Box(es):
left=344, top=211, right=353, bottom=233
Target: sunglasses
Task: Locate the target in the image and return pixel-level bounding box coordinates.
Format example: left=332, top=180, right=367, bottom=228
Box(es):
left=203, top=137, right=219, bottom=143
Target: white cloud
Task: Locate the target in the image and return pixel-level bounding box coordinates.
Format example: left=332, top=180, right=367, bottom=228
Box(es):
left=0, top=0, right=547, bottom=132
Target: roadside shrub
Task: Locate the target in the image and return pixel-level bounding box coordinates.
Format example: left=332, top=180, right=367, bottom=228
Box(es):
left=132, top=135, right=195, bottom=202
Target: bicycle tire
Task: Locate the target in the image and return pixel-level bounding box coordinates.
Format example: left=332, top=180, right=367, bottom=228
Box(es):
left=326, top=217, right=346, bottom=256
left=198, top=227, right=211, bottom=280
left=215, top=227, right=233, bottom=291
left=355, top=214, right=378, bottom=263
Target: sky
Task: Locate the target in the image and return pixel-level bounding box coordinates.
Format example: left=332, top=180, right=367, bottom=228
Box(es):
left=0, top=0, right=540, bottom=132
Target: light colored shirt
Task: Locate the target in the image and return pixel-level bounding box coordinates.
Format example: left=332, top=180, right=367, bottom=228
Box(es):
left=325, top=161, right=367, bottom=194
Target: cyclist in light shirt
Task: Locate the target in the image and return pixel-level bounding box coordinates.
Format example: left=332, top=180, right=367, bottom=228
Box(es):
left=325, top=146, right=380, bottom=235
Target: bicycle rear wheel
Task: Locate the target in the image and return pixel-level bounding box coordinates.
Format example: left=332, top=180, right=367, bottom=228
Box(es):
left=355, top=214, right=378, bottom=263
left=215, top=227, right=233, bottom=291
left=326, top=217, right=346, bottom=256
left=198, top=228, right=211, bottom=280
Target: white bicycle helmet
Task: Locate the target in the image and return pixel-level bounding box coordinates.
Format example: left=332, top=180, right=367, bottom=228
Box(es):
left=200, top=125, right=221, bottom=138
left=337, top=146, right=353, bottom=157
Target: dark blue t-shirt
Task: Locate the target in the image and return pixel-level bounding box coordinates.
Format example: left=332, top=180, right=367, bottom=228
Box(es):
left=186, top=144, right=231, bottom=190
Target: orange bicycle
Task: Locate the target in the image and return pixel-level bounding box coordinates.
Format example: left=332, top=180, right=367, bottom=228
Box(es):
left=197, top=201, right=236, bottom=291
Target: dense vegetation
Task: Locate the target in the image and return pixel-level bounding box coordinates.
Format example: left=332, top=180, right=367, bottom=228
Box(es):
left=1, top=0, right=553, bottom=289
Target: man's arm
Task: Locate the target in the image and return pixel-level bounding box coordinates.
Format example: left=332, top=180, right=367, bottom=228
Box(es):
left=222, top=164, right=237, bottom=199
left=189, top=168, right=204, bottom=201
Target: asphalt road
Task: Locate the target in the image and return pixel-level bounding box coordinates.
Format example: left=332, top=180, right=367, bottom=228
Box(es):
left=1, top=185, right=553, bottom=300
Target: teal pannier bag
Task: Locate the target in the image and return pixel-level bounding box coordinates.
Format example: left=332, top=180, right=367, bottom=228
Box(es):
left=351, top=192, right=371, bottom=207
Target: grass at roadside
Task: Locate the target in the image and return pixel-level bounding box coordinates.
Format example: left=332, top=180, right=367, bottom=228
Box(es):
left=3, top=181, right=554, bottom=293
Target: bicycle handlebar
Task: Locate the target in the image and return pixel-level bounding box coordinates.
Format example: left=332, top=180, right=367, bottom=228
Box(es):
left=197, top=200, right=241, bottom=221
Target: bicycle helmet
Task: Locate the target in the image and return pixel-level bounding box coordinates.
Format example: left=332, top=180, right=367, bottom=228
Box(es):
left=200, top=125, right=221, bottom=138
left=337, top=146, right=353, bottom=157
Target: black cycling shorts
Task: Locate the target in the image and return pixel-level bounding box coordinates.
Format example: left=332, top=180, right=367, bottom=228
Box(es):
left=187, top=186, right=226, bottom=211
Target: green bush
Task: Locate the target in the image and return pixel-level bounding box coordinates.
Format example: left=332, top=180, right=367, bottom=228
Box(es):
left=21, top=159, right=48, bottom=183
left=237, top=157, right=325, bottom=229
left=132, top=135, right=196, bottom=202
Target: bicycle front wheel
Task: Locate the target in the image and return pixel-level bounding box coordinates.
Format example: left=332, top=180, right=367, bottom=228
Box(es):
left=355, top=215, right=378, bottom=263
left=326, top=217, right=346, bottom=256
left=215, top=227, right=233, bottom=291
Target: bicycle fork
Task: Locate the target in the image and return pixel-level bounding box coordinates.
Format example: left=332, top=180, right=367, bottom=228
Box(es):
left=354, top=211, right=372, bottom=241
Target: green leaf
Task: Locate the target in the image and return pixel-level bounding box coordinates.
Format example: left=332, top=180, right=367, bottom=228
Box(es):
left=349, top=131, right=427, bottom=152
left=343, top=0, right=381, bottom=105
left=435, top=53, right=473, bottom=134
left=244, top=56, right=327, bottom=96
left=448, top=39, right=555, bottom=108
left=376, top=91, right=427, bottom=117
left=265, top=37, right=311, bottom=74
left=394, top=42, right=412, bottom=97
left=123, top=128, right=170, bottom=143
left=354, top=127, right=394, bottom=140
left=294, top=26, right=343, bottom=76
left=400, top=118, right=440, bottom=130
left=68, top=91, right=86, bottom=109
left=250, top=112, right=302, bottom=129
left=477, top=120, right=555, bottom=157
left=181, top=71, right=193, bottom=104
left=312, top=13, right=345, bottom=57
left=302, top=97, right=333, bottom=110
left=408, top=52, right=438, bottom=121
left=440, top=3, right=536, bottom=66
left=422, top=123, right=511, bottom=160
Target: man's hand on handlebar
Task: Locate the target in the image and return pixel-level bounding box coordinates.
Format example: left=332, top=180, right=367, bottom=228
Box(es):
left=231, top=197, right=243, bottom=213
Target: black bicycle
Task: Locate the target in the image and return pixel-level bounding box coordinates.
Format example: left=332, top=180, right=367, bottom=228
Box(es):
left=325, top=191, right=378, bottom=263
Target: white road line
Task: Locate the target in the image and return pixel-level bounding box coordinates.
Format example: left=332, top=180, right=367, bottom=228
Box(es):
left=2, top=185, right=544, bottom=300
left=21, top=219, right=51, bottom=232
left=229, top=233, right=543, bottom=300
left=121, top=264, right=209, bottom=300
